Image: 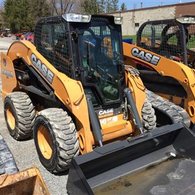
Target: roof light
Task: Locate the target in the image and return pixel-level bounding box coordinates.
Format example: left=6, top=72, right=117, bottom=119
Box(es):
left=62, top=13, right=91, bottom=23
left=114, top=16, right=123, bottom=25
left=176, top=16, right=195, bottom=24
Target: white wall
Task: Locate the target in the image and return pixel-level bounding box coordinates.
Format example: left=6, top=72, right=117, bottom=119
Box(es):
left=113, top=6, right=176, bottom=36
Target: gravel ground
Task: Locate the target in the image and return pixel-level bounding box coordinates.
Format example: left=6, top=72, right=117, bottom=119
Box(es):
left=0, top=36, right=15, bottom=51
left=0, top=37, right=68, bottom=195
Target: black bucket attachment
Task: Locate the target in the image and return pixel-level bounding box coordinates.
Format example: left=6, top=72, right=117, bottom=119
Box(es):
left=67, top=124, right=195, bottom=195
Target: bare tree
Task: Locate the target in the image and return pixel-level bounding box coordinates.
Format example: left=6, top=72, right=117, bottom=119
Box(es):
left=49, top=0, right=81, bottom=15
left=81, top=0, right=119, bottom=14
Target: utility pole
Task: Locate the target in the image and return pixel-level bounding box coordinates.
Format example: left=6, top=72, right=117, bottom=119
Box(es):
left=141, top=2, right=143, bottom=8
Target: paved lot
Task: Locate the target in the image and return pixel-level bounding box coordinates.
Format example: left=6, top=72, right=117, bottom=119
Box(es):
left=0, top=37, right=68, bottom=195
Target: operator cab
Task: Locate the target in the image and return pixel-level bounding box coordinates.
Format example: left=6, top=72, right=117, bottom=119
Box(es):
left=137, top=16, right=195, bottom=67
left=35, top=14, right=124, bottom=108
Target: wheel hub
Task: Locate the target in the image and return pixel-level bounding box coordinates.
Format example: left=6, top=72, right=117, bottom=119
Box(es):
left=6, top=107, right=16, bottom=130
left=37, top=125, right=53, bottom=160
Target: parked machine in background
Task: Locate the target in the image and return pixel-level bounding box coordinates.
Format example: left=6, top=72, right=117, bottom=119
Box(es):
left=123, top=16, right=195, bottom=127
left=0, top=28, right=11, bottom=37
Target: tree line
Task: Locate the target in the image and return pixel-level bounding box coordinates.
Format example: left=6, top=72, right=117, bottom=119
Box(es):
left=83, top=0, right=127, bottom=14
left=2, top=0, right=127, bottom=33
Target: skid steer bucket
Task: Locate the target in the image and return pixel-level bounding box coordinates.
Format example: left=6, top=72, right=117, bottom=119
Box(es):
left=67, top=123, right=195, bottom=195
left=0, top=167, right=50, bottom=195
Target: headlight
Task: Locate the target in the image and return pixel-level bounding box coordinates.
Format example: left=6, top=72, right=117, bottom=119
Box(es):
left=114, top=16, right=123, bottom=25
left=63, top=13, right=91, bottom=23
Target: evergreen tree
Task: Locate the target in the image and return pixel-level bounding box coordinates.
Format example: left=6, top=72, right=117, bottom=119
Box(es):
left=4, top=0, right=50, bottom=33
left=120, top=2, right=127, bottom=11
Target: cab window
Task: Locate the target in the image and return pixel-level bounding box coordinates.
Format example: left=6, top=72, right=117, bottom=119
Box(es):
left=53, top=22, right=71, bottom=76
left=39, top=24, right=53, bottom=64
left=38, top=20, right=72, bottom=77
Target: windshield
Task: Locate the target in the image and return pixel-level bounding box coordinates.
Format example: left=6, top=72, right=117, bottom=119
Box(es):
left=77, top=18, right=123, bottom=104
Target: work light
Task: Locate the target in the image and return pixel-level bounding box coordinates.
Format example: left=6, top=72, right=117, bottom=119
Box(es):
left=63, top=13, right=91, bottom=23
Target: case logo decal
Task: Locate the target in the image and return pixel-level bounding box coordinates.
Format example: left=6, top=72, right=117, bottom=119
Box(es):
left=31, top=53, right=54, bottom=84
left=98, top=108, right=114, bottom=116
left=131, top=47, right=160, bottom=65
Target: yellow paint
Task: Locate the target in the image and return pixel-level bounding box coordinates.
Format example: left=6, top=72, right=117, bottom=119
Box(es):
left=1, top=40, right=149, bottom=154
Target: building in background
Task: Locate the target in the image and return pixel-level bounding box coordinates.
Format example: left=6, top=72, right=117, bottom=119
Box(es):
left=112, top=2, right=195, bottom=36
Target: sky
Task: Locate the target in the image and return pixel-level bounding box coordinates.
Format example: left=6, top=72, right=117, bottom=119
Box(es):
left=0, top=0, right=195, bottom=10
left=119, top=0, right=195, bottom=9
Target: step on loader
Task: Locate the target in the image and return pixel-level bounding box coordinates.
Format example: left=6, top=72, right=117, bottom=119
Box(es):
left=123, top=16, right=195, bottom=128
left=0, top=13, right=193, bottom=194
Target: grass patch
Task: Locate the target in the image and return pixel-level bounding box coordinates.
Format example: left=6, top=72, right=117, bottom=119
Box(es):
left=187, top=35, right=195, bottom=49
left=123, top=35, right=137, bottom=43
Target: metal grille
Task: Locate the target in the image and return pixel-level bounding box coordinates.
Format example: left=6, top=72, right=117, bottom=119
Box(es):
left=139, top=22, right=182, bottom=58
left=39, top=24, right=53, bottom=64
left=186, top=24, right=195, bottom=52
left=138, top=20, right=195, bottom=65
left=186, top=24, right=195, bottom=66
left=35, top=17, right=72, bottom=76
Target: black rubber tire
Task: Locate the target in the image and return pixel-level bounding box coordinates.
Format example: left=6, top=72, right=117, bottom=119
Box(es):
left=0, top=134, right=18, bottom=175
left=164, top=101, right=191, bottom=127
left=142, top=99, right=157, bottom=131
left=146, top=90, right=191, bottom=127
left=4, top=92, right=35, bottom=140
left=33, top=108, right=79, bottom=173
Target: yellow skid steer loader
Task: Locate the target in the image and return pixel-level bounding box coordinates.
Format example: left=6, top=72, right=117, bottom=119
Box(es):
left=0, top=14, right=194, bottom=194
left=123, top=16, right=195, bottom=126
